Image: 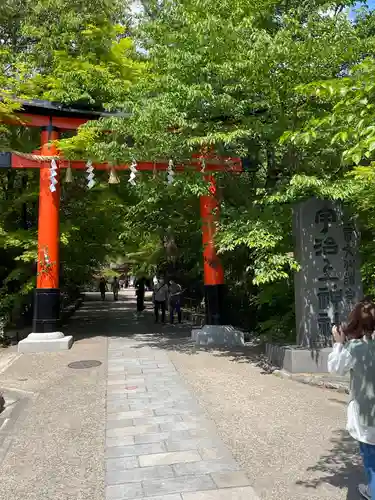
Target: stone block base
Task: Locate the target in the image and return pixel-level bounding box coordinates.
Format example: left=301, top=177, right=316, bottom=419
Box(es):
left=266, top=344, right=333, bottom=373
left=192, top=325, right=244, bottom=347
left=18, top=332, right=73, bottom=353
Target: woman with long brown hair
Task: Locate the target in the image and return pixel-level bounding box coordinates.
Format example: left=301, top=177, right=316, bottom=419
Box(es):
left=328, top=298, right=375, bottom=500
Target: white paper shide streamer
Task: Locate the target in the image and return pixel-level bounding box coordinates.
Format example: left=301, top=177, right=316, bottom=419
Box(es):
left=43, top=248, right=50, bottom=266
left=167, top=159, right=175, bottom=184
left=200, top=157, right=206, bottom=173
left=49, top=159, right=58, bottom=192
left=128, top=160, right=138, bottom=186
left=65, top=163, right=73, bottom=183
left=86, top=160, right=95, bottom=189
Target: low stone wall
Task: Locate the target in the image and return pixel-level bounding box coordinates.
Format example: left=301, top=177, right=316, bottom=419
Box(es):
left=266, top=343, right=333, bottom=374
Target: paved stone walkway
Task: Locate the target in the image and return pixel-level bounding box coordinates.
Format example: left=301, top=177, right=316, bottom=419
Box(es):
left=105, top=336, right=259, bottom=500
left=0, top=291, right=354, bottom=500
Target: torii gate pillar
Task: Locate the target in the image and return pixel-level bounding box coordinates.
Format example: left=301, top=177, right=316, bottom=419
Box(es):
left=4, top=99, right=244, bottom=352
left=193, top=176, right=244, bottom=346
left=200, top=176, right=225, bottom=325
left=18, top=126, right=73, bottom=353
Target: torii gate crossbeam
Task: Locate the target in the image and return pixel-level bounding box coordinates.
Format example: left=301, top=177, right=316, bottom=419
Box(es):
left=0, top=100, right=242, bottom=353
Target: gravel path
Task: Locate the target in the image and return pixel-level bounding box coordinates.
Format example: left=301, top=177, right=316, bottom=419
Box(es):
left=166, top=349, right=362, bottom=500
left=0, top=291, right=364, bottom=500
left=0, top=296, right=110, bottom=500
left=101, top=291, right=364, bottom=500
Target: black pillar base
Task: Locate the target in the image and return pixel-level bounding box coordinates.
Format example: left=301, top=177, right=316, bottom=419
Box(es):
left=32, top=288, right=60, bottom=333
left=204, top=284, right=226, bottom=325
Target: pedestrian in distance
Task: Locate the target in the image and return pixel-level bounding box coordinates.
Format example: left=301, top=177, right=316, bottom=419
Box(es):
left=169, top=279, right=183, bottom=324
left=99, top=277, right=107, bottom=301
left=328, top=298, right=375, bottom=500
left=112, top=276, right=120, bottom=301
left=152, top=277, right=169, bottom=323
left=135, top=276, right=146, bottom=316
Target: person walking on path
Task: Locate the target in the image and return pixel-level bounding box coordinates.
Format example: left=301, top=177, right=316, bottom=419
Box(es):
left=135, top=276, right=146, bottom=315
left=112, top=277, right=120, bottom=301
left=99, top=277, right=107, bottom=301
left=169, top=279, right=183, bottom=324
left=152, top=277, right=169, bottom=323
left=328, top=298, right=375, bottom=500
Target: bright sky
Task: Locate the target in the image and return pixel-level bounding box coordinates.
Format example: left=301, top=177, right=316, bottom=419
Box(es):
left=348, top=1, right=373, bottom=21
left=352, top=0, right=375, bottom=13
left=130, top=1, right=142, bottom=15
left=129, top=1, right=375, bottom=19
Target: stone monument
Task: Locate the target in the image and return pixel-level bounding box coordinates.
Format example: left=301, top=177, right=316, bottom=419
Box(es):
left=267, top=198, right=363, bottom=373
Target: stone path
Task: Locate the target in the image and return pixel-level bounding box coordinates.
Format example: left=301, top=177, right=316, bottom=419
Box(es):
left=105, top=336, right=259, bottom=500
left=0, top=291, right=356, bottom=500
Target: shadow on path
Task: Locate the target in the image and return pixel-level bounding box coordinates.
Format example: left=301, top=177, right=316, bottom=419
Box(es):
left=67, top=292, right=270, bottom=370
left=297, top=429, right=364, bottom=500
left=67, top=292, right=363, bottom=500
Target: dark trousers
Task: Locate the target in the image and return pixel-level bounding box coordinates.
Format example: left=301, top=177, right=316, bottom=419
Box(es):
left=136, top=294, right=144, bottom=312
left=170, top=300, right=181, bottom=323
left=360, top=442, right=375, bottom=498
left=154, top=300, right=166, bottom=322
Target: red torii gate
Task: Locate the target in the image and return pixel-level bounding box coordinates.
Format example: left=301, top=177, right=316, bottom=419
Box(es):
left=0, top=100, right=242, bottom=352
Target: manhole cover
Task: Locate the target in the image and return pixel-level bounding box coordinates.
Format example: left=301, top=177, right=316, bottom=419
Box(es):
left=68, top=360, right=102, bottom=369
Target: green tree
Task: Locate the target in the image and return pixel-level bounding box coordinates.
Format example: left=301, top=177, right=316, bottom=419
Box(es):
left=67, top=0, right=374, bottom=336
left=280, top=8, right=375, bottom=297
left=77, top=0, right=366, bottom=285
left=0, top=0, right=145, bottom=335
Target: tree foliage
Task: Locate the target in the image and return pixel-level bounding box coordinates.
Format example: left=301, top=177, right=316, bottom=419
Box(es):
left=281, top=7, right=375, bottom=298
left=72, top=0, right=371, bottom=289
left=0, top=0, right=145, bottom=328
left=2, top=0, right=375, bottom=340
